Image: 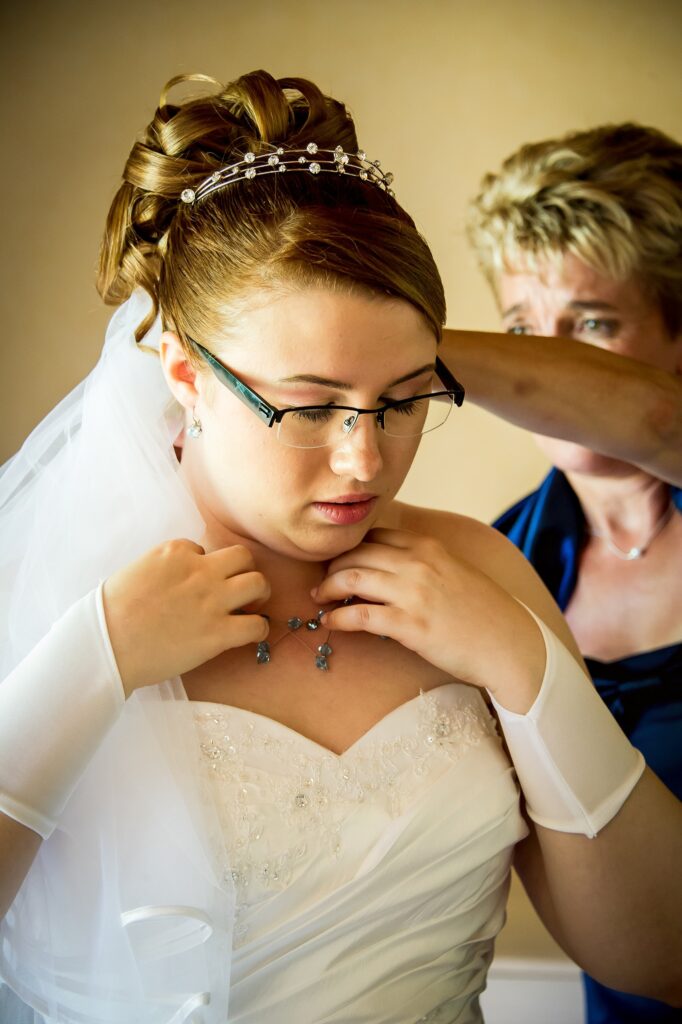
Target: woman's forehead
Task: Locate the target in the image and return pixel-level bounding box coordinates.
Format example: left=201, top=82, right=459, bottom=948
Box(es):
left=499, top=254, right=646, bottom=311
left=215, top=286, right=437, bottom=373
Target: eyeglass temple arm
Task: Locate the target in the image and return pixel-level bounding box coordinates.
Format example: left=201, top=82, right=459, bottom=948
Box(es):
left=435, top=356, right=465, bottom=407
left=190, top=340, right=279, bottom=426
left=191, top=340, right=462, bottom=417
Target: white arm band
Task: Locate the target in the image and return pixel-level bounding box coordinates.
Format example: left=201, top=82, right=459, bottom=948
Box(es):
left=0, top=584, right=125, bottom=839
left=489, top=609, right=645, bottom=838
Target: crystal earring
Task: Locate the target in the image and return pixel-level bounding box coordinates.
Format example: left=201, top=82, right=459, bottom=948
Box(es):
left=187, top=410, right=203, bottom=438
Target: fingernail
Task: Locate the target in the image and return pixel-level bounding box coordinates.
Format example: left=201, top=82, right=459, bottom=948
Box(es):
left=310, top=586, right=318, bottom=598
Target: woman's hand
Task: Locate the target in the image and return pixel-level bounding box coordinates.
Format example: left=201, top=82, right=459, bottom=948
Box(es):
left=103, top=539, right=270, bottom=696
left=313, top=527, right=546, bottom=712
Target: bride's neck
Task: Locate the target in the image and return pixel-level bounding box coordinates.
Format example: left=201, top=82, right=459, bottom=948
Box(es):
left=201, top=518, right=330, bottom=620
left=178, top=454, right=332, bottom=615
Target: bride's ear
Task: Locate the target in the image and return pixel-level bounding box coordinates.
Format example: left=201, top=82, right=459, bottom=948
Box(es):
left=159, top=331, right=200, bottom=409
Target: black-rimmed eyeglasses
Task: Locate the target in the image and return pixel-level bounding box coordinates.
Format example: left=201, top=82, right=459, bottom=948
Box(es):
left=188, top=337, right=465, bottom=449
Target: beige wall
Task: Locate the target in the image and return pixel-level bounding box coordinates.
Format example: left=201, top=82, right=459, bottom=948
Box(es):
left=2, top=0, right=681, bottom=520
left=1, top=0, right=680, bottom=968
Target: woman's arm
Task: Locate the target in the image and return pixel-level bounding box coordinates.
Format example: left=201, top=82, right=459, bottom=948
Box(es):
left=514, top=769, right=682, bottom=1006
left=317, top=510, right=682, bottom=1004
left=466, top=522, right=682, bottom=1005
left=0, top=540, right=270, bottom=919
left=0, top=585, right=127, bottom=917
left=441, top=328, right=682, bottom=487
left=0, top=816, right=42, bottom=920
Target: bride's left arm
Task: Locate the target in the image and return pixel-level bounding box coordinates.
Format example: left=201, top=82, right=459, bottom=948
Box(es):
left=317, top=510, right=682, bottom=1005
left=461, top=520, right=682, bottom=1007
left=513, top=770, right=682, bottom=1006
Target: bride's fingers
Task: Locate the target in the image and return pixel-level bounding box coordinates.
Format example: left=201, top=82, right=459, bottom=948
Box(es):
left=324, top=530, right=447, bottom=584
left=224, top=611, right=270, bottom=647
left=362, top=527, right=422, bottom=549
left=206, top=543, right=257, bottom=579
left=320, top=600, right=410, bottom=639
left=325, top=541, right=414, bottom=579
left=223, top=570, right=271, bottom=611
left=314, top=567, right=399, bottom=607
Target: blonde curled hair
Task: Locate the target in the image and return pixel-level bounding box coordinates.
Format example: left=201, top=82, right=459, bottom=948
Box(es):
left=467, top=123, right=682, bottom=336
left=98, top=70, right=445, bottom=349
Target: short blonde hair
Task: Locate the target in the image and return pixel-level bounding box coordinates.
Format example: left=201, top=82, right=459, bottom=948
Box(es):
left=467, top=123, right=682, bottom=336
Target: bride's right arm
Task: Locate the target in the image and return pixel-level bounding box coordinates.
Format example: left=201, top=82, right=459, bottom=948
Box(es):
left=0, top=539, right=270, bottom=919
left=0, top=816, right=43, bottom=920
left=0, top=583, right=126, bottom=918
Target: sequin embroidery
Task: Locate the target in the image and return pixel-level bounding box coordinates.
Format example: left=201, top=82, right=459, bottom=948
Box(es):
left=193, top=688, right=497, bottom=910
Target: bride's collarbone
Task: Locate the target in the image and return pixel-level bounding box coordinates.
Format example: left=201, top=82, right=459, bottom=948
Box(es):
left=181, top=631, right=457, bottom=752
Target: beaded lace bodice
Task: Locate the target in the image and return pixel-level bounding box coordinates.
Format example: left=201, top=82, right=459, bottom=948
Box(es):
left=191, top=683, right=527, bottom=1023
left=195, top=685, right=497, bottom=908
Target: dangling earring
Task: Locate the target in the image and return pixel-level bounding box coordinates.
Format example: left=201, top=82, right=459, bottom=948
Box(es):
left=187, top=410, right=203, bottom=438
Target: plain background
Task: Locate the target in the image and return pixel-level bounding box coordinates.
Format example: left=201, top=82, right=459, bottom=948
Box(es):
left=1, top=0, right=680, bottom=970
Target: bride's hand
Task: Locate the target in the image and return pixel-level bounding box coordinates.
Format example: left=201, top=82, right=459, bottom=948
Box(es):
left=313, top=527, right=546, bottom=712
left=103, top=539, right=270, bottom=696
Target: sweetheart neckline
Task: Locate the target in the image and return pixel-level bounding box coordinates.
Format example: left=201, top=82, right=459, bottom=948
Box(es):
left=185, top=682, right=474, bottom=759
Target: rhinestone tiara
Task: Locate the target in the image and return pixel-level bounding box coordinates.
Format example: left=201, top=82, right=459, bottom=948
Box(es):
left=180, top=142, right=395, bottom=205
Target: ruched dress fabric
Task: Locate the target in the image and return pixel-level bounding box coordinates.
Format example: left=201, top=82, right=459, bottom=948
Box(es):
left=191, top=682, right=528, bottom=1023
left=495, top=468, right=682, bottom=1023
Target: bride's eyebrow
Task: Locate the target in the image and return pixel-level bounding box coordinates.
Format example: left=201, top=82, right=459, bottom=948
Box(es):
left=277, top=363, right=436, bottom=389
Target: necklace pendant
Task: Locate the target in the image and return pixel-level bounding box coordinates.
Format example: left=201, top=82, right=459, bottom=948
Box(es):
left=315, top=641, right=332, bottom=671
left=591, top=498, right=675, bottom=561
left=603, top=538, right=645, bottom=560
left=258, top=608, right=334, bottom=670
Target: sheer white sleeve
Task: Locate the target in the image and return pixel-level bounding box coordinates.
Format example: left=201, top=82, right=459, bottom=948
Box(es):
left=0, top=583, right=125, bottom=838
left=489, top=607, right=645, bottom=837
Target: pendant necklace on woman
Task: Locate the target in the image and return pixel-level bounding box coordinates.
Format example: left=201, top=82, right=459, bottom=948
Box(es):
left=589, top=500, right=675, bottom=560
left=256, top=597, right=355, bottom=671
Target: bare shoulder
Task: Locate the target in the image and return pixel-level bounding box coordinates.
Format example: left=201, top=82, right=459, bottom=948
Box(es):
left=393, top=500, right=583, bottom=662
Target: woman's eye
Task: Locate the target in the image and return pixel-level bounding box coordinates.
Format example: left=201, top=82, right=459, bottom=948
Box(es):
left=506, top=324, right=531, bottom=335
left=579, top=318, right=619, bottom=338
left=391, top=400, right=421, bottom=416
left=291, top=407, right=334, bottom=423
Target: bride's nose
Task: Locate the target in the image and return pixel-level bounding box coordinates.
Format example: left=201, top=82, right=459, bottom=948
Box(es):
left=328, top=414, right=383, bottom=481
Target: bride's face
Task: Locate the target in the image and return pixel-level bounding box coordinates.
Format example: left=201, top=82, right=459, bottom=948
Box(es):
left=162, top=286, right=438, bottom=561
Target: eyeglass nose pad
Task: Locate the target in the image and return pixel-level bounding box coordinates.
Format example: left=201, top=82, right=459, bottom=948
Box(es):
left=342, top=412, right=358, bottom=434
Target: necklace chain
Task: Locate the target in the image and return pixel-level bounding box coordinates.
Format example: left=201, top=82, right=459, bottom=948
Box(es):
left=589, top=500, right=675, bottom=560
left=256, top=598, right=354, bottom=671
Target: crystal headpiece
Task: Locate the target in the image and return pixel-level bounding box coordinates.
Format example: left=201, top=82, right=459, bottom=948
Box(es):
left=180, top=142, right=395, bottom=205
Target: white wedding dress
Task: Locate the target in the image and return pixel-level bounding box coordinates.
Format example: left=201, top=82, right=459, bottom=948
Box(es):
left=190, top=681, right=527, bottom=1023
left=0, top=294, right=528, bottom=1023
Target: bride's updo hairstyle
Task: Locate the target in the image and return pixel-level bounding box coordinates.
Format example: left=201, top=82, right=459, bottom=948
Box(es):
left=97, top=70, right=446, bottom=352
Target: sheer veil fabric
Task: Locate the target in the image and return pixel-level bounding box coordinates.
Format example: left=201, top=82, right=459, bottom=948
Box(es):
left=0, top=293, right=237, bottom=1022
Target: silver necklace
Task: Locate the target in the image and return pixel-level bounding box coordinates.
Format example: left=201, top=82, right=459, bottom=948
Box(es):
left=256, top=598, right=354, bottom=671
left=589, top=500, right=675, bottom=560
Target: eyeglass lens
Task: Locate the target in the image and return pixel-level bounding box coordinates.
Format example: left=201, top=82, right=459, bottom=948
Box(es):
left=277, top=394, right=453, bottom=448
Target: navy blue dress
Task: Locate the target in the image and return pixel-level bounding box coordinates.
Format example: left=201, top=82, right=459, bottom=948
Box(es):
left=495, top=468, right=682, bottom=1023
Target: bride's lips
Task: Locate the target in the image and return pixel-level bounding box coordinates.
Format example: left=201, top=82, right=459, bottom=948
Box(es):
left=312, top=493, right=378, bottom=525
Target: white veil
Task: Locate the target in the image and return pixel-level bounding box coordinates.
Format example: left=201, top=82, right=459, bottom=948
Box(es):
left=0, top=292, right=236, bottom=1023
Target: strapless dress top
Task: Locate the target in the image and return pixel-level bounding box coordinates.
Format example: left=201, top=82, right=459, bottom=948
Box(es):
left=192, top=683, right=528, bottom=1023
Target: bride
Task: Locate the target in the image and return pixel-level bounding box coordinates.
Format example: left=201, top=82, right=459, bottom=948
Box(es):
left=0, top=70, right=680, bottom=1023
